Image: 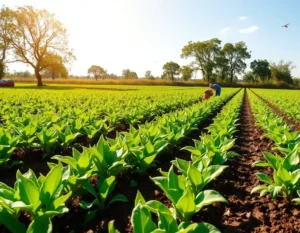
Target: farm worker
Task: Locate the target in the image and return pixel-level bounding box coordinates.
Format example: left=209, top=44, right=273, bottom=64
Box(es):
left=209, top=83, right=221, bottom=96
left=202, top=89, right=213, bottom=101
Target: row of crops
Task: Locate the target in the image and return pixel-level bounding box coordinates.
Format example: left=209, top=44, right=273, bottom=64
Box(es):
left=0, top=86, right=299, bottom=233
left=248, top=90, right=300, bottom=204
left=0, top=88, right=209, bottom=168
left=0, top=87, right=240, bottom=233
left=251, top=89, right=300, bottom=123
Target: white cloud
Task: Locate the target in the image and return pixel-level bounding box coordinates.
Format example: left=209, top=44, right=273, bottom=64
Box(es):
left=239, top=16, right=247, bottom=20
left=220, top=27, right=231, bottom=35
left=239, top=26, right=259, bottom=34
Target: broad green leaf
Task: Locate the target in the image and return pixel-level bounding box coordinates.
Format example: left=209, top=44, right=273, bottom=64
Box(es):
left=263, top=152, right=279, bottom=170
left=145, top=200, right=172, bottom=216
left=0, top=207, right=26, bottom=233
left=131, top=204, right=156, bottom=233
left=291, top=169, right=300, bottom=185
left=277, top=167, right=291, bottom=182
left=195, top=190, right=227, bottom=211
left=53, top=191, right=72, bottom=209
left=187, top=164, right=203, bottom=191
left=176, top=187, right=195, bottom=221
left=135, top=190, right=146, bottom=206
left=108, top=220, right=120, bottom=233
left=26, top=216, right=52, bottom=233
left=108, top=194, right=128, bottom=206
left=99, top=176, right=116, bottom=201
left=256, top=173, right=273, bottom=184
left=157, top=211, right=178, bottom=232
left=251, top=185, right=268, bottom=194
left=41, top=163, right=62, bottom=205
left=77, top=148, right=91, bottom=171
left=16, top=170, right=40, bottom=206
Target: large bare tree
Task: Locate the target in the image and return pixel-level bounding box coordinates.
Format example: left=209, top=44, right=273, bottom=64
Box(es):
left=9, top=6, right=74, bottom=85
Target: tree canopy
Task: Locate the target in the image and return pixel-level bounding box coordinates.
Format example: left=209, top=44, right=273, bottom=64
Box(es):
left=250, top=59, right=271, bottom=82
left=270, top=60, right=294, bottom=84
left=122, top=69, right=138, bottom=79
left=180, top=66, right=194, bottom=81
left=8, top=6, right=74, bottom=85
left=144, top=70, right=154, bottom=79
left=222, top=42, right=251, bottom=83
left=181, top=38, right=221, bottom=82
left=0, top=7, right=14, bottom=79
left=162, top=61, right=180, bottom=81
left=88, top=65, right=107, bottom=80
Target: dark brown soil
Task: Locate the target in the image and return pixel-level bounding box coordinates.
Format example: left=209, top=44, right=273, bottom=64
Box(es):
left=250, top=89, right=300, bottom=131
left=194, top=90, right=300, bottom=233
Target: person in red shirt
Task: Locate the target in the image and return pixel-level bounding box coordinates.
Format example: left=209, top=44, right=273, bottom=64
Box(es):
left=202, top=89, right=213, bottom=101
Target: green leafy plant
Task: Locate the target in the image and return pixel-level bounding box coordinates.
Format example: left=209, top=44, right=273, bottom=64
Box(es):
left=0, top=163, right=71, bottom=233
left=52, top=147, right=94, bottom=182
left=151, top=166, right=227, bottom=221
left=90, top=136, right=129, bottom=177
left=172, top=158, right=228, bottom=194
left=131, top=191, right=221, bottom=233
left=183, top=135, right=237, bottom=167
left=251, top=149, right=300, bottom=200
left=37, top=128, right=59, bottom=156
left=57, top=126, right=81, bottom=152
left=0, top=129, right=21, bottom=168
left=78, top=176, right=128, bottom=223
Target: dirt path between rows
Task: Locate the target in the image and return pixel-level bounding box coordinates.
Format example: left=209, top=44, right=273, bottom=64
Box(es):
left=195, top=90, right=300, bottom=233
left=250, top=89, right=300, bottom=131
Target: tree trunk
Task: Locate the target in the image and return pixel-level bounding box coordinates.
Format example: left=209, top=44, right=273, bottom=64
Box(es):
left=35, top=68, right=43, bottom=86
left=230, top=71, right=234, bottom=83
left=0, top=62, right=4, bottom=80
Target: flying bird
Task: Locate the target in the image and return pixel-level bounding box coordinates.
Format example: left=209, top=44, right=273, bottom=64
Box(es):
left=282, top=23, right=289, bottom=28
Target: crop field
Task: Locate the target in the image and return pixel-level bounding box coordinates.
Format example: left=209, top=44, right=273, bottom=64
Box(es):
left=0, top=85, right=299, bottom=233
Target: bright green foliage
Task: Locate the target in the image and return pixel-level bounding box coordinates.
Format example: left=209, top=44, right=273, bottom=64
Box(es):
left=184, top=135, right=237, bottom=167
left=151, top=166, right=227, bottom=221
left=0, top=128, right=20, bottom=168
left=183, top=90, right=242, bottom=167
left=108, top=221, right=120, bottom=233
left=251, top=148, right=300, bottom=200
left=131, top=191, right=221, bottom=233
left=249, top=90, right=300, bottom=202
left=0, top=163, right=71, bottom=233
left=0, top=87, right=239, bottom=232
left=90, top=136, right=129, bottom=177
left=37, top=128, right=59, bottom=156
left=78, top=176, right=128, bottom=222
left=250, top=94, right=299, bottom=153
left=52, top=147, right=94, bottom=181
left=172, top=158, right=228, bottom=194
left=0, top=87, right=217, bottom=156
left=252, top=89, right=300, bottom=123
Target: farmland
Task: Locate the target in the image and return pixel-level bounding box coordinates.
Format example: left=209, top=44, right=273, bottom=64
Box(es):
left=0, top=85, right=299, bottom=233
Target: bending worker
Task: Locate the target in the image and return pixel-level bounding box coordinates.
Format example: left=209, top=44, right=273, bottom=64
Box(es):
left=209, top=83, right=221, bottom=96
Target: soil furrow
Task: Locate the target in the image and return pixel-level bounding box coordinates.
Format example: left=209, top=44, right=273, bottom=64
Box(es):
left=194, top=90, right=300, bottom=233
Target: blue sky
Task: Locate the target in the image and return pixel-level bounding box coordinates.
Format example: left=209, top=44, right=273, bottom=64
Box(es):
left=3, top=0, right=300, bottom=78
